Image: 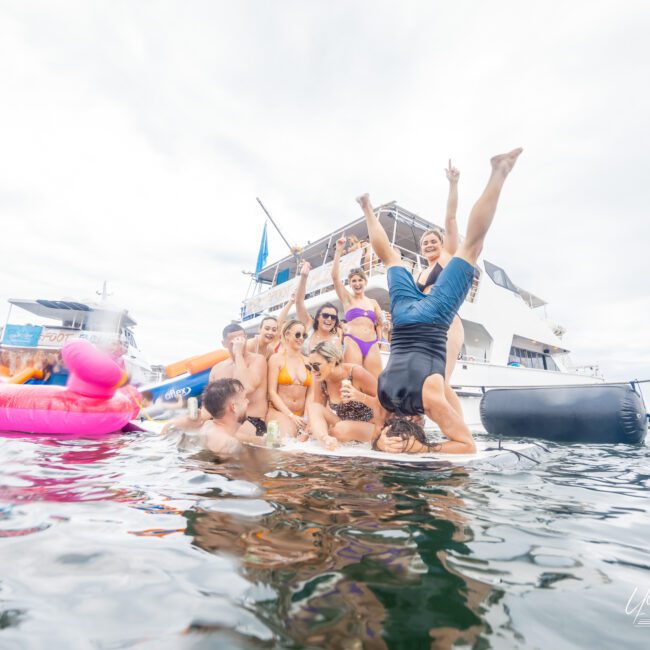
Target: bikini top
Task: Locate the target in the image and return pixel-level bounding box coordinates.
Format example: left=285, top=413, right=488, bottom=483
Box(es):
left=278, top=355, right=312, bottom=387
left=345, top=307, right=377, bottom=324
left=416, top=263, right=443, bottom=292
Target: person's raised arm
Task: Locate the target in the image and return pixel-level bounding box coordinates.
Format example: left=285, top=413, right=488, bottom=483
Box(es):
left=443, top=160, right=460, bottom=255
left=331, top=237, right=352, bottom=306
left=231, top=337, right=263, bottom=395
left=295, top=261, right=312, bottom=328
left=276, top=292, right=295, bottom=335
left=356, top=194, right=402, bottom=268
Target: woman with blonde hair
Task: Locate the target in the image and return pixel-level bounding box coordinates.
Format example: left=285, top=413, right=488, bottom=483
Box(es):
left=415, top=161, right=466, bottom=413
left=332, top=238, right=383, bottom=378
left=305, top=341, right=377, bottom=450
left=266, top=319, right=313, bottom=438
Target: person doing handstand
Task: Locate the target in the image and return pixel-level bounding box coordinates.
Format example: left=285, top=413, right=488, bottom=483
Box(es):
left=358, top=148, right=523, bottom=454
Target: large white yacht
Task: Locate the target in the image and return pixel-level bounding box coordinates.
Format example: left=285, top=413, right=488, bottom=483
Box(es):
left=239, top=203, right=603, bottom=427
left=0, top=285, right=156, bottom=386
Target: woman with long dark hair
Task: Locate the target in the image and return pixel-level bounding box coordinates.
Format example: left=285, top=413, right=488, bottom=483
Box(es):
left=294, top=261, right=343, bottom=352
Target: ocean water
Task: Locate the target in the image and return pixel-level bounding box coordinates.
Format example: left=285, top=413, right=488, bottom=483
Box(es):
left=0, top=428, right=649, bottom=649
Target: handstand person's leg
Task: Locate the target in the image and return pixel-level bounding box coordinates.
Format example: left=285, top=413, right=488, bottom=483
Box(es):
left=423, top=374, right=476, bottom=454
left=356, top=194, right=402, bottom=268
left=456, top=148, right=523, bottom=267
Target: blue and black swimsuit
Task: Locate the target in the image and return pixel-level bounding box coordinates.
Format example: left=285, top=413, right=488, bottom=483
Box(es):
left=378, top=258, right=475, bottom=416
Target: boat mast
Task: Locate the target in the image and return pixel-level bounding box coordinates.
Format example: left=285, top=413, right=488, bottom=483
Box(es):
left=96, top=281, right=112, bottom=304
left=256, top=198, right=302, bottom=265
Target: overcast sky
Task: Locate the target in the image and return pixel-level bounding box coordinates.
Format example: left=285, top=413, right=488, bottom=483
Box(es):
left=1, top=0, right=649, bottom=386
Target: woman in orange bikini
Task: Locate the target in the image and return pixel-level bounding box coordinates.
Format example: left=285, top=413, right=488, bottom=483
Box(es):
left=266, top=319, right=313, bottom=438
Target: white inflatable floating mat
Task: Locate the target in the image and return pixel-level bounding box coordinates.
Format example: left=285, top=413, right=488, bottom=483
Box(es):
left=268, top=438, right=545, bottom=468
left=134, top=421, right=545, bottom=469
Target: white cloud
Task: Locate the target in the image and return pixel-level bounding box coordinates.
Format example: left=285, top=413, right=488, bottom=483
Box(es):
left=1, top=0, right=649, bottom=380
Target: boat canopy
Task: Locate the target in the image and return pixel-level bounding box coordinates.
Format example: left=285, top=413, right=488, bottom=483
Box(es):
left=483, top=261, right=547, bottom=308
left=253, top=202, right=441, bottom=286
left=8, top=299, right=137, bottom=329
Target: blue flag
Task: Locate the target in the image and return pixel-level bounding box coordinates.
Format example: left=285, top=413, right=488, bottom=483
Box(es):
left=255, top=222, right=269, bottom=276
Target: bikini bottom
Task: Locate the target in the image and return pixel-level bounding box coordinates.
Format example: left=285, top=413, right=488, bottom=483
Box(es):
left=247, top=416, right=267, bottom=436
left=343, top=333, right=379, bottom=360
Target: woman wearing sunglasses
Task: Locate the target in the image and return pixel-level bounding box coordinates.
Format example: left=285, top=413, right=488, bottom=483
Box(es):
left=294, top=261, right=343, bottom=352
left=332, top=238, right=383, bottom=378
left=305, top=341, right=378, bottom=450
left=267, top=319, right=313, bottom=438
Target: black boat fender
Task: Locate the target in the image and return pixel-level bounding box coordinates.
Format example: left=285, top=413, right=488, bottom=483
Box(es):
left=480, top=384, right=647, bottom=444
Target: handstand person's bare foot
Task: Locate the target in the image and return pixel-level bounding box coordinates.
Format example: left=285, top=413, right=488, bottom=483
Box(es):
left=356, top=193, right=371, bottom=210
left=490, top=148, right=523, bottom=176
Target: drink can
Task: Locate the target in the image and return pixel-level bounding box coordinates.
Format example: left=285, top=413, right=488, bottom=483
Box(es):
left=188, top=397, right=199, bottom=420
left=267, top=420, right=279, bottom=447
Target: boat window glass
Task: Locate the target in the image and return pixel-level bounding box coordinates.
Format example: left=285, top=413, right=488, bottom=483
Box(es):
left=484, top=260, right=518, bottom=293
left=509, top=345, right=560, bottom=371
left=545, top=355, right=559, bottom=371
left=275, top=268, right=290, bottom=285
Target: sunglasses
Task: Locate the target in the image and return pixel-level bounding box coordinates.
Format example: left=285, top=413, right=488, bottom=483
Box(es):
left=305, top=362, right=322, bottom=372
left=293, top=331, right=308, bottom=340
left=320, top=313, right=337, bottom=321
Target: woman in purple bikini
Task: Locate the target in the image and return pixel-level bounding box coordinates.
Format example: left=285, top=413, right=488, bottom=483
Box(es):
left=332, top=236, right=383, bottom=378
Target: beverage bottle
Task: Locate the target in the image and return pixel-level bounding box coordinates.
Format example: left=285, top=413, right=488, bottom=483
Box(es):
left=267, top=420, right=279, bottom=447
left=188, top=396, right=199, bottom=420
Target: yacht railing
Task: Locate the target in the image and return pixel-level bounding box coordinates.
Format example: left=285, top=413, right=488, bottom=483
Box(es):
left=242, top=249, right=364, bottom=318
left=241, top=204, right=482, bottom=319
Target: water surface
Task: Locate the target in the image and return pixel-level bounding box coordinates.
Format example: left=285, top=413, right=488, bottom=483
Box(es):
left=0, top=429, right=649, bottom=649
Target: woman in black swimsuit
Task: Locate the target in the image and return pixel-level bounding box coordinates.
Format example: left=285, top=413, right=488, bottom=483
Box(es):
left=305, top=341, right=378, bottom=450
left=415, top=161, right=465, bottom=415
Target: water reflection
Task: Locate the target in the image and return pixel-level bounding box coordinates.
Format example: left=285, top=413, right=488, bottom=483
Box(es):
left=0, top=430, right=648, bottom=647
left=0, top=432, right=130, bottom=505
left=188, top=451, right=492, bottom=648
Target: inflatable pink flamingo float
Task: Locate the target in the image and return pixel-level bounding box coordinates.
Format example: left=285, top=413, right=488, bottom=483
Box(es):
left=0, top=339, right=140, bottom=434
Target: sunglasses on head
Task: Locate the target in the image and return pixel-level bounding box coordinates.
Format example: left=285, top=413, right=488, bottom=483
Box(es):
left=320, top=313, right=337, bottom=321
left=305, top=361, right=322, bottom=372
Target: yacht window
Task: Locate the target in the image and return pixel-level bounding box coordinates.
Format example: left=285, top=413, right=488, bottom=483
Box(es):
left=484, top=260, right=518, bottom=293
left=509, top=345, right=559, bottom=371
left=275, top=268, right=290, bottom=285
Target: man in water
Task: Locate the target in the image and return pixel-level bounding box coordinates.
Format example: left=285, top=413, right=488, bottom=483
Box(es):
left=210, top=323, right=268, bottom=440
left=357, top=148, right=523, bottom=454
left=163, top=379, right=249, bottom=458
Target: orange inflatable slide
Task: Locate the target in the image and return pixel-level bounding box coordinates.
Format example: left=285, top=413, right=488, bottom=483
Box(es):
left=165, top=349, right=229, bottom=378
left=6, top=367, right=44, bottom=384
